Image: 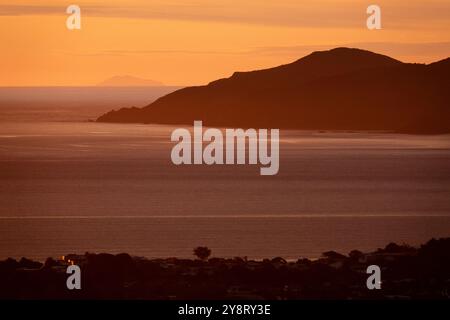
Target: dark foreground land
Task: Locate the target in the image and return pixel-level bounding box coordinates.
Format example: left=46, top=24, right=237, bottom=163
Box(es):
left=0, top=238, right=449, bottom=300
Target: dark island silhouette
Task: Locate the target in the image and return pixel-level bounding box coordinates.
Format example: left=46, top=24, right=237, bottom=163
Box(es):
left=1, top=238, right=449, bottom=299
left=97, top=48, right=450, bottom=133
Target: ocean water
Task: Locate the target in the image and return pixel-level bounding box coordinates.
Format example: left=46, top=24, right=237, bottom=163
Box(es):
left=0, top=86, right=181, bottom=122
left=0, top=88, right=449, bottom=260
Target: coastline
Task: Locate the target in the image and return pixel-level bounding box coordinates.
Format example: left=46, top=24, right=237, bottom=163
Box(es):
left=1, top=238, right=449, bottom=299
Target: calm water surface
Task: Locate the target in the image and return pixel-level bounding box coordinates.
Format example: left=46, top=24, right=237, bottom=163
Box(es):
left=0, top=91, right=449, bottom=260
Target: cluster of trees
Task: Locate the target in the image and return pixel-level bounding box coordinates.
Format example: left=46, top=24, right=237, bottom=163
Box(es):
left=0, top=238, right=449, bottom=299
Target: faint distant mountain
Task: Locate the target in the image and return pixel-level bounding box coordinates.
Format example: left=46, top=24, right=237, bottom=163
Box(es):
left=97, top=75, right=163, bottom=87
left=97, top=48, right=450, bottom=133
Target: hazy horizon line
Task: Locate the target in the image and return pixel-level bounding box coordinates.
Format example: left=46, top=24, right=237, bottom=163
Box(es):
left=1, top=214, right=449, bottom=219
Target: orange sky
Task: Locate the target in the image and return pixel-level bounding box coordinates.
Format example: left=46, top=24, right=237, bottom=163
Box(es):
left=0, top=0, right=449, bottom=86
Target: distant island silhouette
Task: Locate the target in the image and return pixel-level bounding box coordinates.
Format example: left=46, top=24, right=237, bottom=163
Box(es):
left=1, top=238, right=449, bottom=299
left=97, top=75, right=164, bottom=87
left=97, top=48, right=450, bottom=133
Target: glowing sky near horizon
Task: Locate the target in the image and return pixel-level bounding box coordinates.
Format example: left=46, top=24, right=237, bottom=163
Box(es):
left=0, top=0, right=449, bottom=86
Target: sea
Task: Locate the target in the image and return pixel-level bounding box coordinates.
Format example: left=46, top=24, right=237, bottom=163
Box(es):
left=0, top=87, right=449, bottom=261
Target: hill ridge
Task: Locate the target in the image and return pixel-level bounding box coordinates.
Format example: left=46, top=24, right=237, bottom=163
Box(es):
left=97, top=48, right=450, bottom=133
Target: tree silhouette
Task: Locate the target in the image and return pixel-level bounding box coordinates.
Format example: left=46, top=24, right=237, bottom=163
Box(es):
left=193, top=246, right=211, bottom=261
left=349, top=250, right=363, bottom=261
